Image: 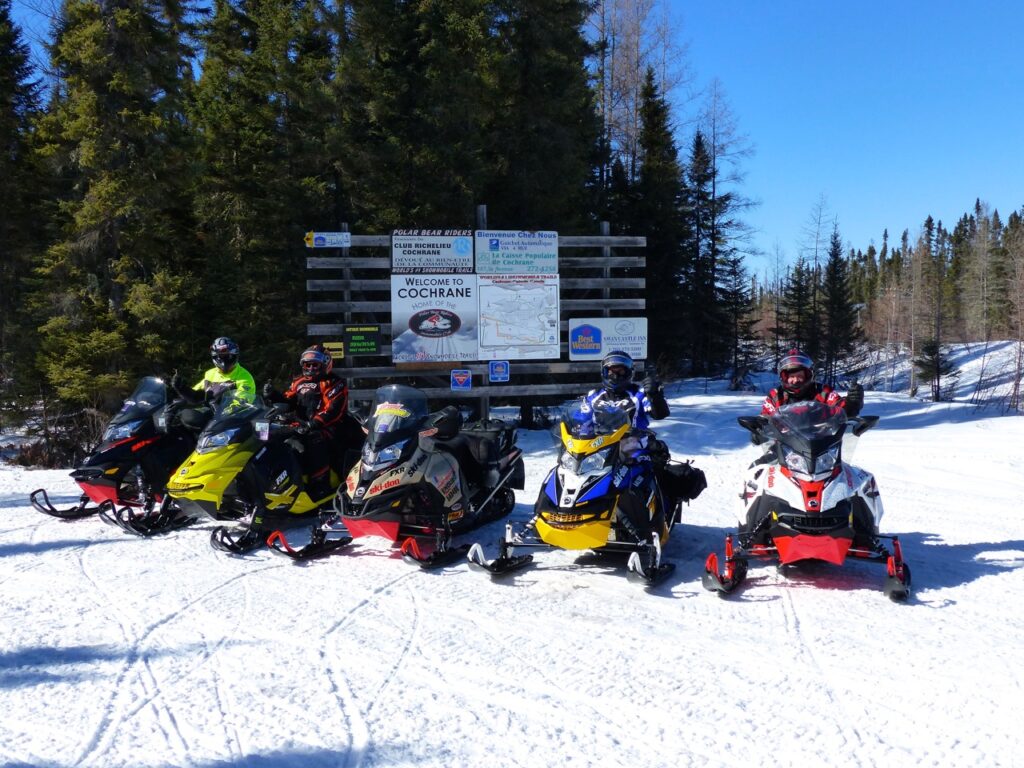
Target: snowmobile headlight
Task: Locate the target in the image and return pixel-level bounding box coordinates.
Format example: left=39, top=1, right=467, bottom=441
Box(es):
left=578, top=446, right=614, bottom=474
left=197, top=427, right=241, bottom=454
left=781, top=444, right=809, bottom=475
left=813, top=445, right=841, bottom=474
left=362, top=439, right=408, bottom=471
left=103, top=418, right=145, bottom=442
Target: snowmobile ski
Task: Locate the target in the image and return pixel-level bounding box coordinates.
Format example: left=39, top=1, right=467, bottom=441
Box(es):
left=882, top=536, right=911, bottom=601
left=465, top=541, right=534, bottom=576
left=98, top=497, right=197, bottom=537
left=29, top=489, right=100, bottom=519
left=209, top=525, right=266, bottom=554
left=400, top=537, right=471, bottom=569
left=702, top=534, right=749, bottom=594
left=266, top=528, right=353, bottom=561
left=626, top=535, right=676, bottom=586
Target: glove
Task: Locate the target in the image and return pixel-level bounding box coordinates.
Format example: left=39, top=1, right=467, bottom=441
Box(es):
left=262, top=381, right=276, bottom=401
left=844, top=383, right=864, bottom=417
left=642, top=375, right=663, bottom=397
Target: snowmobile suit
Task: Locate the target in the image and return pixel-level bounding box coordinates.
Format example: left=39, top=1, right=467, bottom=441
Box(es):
left=191, top=365, right=257, bottom=404
left=268, top=370, right=349, bottom=497
left=761, top=384, right=849, bottom=416
left=584, top=382, right=668, bottom=431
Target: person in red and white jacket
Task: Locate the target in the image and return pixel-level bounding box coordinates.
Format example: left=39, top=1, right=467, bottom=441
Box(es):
left=262, top=344, right=349, bottom=501
left=762, top=349, right=863, bottom=417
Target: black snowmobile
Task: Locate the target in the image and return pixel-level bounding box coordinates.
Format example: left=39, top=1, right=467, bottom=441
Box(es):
left=30, top=376, right=195, bottom=522
left=268, top=384, right=525, bottom=567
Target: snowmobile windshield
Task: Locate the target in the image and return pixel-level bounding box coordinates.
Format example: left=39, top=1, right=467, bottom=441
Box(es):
left=113, top=377, right=167, bottom=424
left=767, top=401, right=847, bottom=458
left=365, top=384, right=430, bottom=450
left=206, top=391, right=264, bottom=433
left=562, top=398, right=630, bottom=439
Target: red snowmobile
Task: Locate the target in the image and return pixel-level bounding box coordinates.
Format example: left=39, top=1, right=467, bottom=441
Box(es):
left=703, top=400, right=911, bottom=600
left=29, top=376, right=195, bottom=522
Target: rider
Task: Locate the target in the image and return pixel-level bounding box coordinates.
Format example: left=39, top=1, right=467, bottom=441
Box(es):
left=584, top=350, right=670, bottom=429
left=762, top=349, right=864, bottom=418
left=262, top=344, right=349, bottom=501
left=170, top=337, right=257, bottom=430
left=583, top=351, right=677, bottom=539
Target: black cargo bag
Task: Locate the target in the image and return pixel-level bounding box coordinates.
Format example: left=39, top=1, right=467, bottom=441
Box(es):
left=662, top=460, right=707, bottom=502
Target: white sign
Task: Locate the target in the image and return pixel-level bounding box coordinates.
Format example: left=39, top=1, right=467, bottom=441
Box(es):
left=391, top=274, right=478, bottom=363
left=474, top=230, right=558, bottom=274
left=568, top=317, right=648, bottom=361
left=391, top=229, right=474, bottom=273
left=477, top=274, right=560, bottom=360
left=304, top=231, right=351, bottom=248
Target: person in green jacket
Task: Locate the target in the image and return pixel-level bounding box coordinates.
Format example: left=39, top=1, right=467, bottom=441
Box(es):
left=171, top=337, right=256, bottom=430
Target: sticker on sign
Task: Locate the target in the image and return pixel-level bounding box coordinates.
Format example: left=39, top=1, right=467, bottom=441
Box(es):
left=450, top=370, right=473, bottom=390
left=304, top=231, right=352, bottom=249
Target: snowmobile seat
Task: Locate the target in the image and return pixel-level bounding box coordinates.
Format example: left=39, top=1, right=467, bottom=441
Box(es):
left=435, top=430, right=498, bottom=488
left=427, top=406, right=461, bottom=439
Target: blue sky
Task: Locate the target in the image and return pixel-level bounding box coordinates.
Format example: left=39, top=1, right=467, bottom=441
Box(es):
left=677, top=2, right=1024, bottom=276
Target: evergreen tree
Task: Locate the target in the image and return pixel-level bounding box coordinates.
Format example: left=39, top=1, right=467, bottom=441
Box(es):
left=190, top=0, right=337, bottom=380
left=780, top=255, right=815, bottom=355
left=683, top=129, right=721, bottom=374
left=336, top=0, right=494, bottom=230
left=0, top=0, right=41, bottom=400
left=820, top=223, right=862, bottom=383
left=913, top=340, right=957, bottom=401
left=630, top=67, right=688, bottom=368
left=31, top=0, right=200, bottom=408
left=482, top=0, right=599, bottom=228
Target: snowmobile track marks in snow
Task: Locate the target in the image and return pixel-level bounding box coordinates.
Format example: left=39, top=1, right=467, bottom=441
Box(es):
left=75, top=562, right=284, bottom=767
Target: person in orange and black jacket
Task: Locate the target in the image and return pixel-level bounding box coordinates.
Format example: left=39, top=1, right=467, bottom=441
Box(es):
left=262, top=344, right=349, bottom=502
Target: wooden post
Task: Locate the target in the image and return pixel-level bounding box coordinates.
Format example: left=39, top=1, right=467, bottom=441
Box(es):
left=475, top=205, right=490, bottom=423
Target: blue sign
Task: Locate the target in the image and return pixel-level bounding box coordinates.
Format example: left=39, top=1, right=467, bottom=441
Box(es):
left=450, top=369, right=473, bottom=390
left=488, top=361, right=510, bottom=383
left=569, top=324, right=603, bottom=356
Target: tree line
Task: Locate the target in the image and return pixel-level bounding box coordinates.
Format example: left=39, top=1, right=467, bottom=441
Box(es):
left=0, top=0, right=760, bottom=421
left=2, top=0, right=1021, bottom=429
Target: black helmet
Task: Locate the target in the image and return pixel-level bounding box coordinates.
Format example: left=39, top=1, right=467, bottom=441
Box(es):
left=779, top=348, right=813, bottom=395
left=210, top=337, right=239, bottom=371
left=300, top=343, right=332, bottom=378
left=601, top=350, right=634, bottom=394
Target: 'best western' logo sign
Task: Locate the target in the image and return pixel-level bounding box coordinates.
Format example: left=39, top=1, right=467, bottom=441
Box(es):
left=569, top=324, right=602, bottom=355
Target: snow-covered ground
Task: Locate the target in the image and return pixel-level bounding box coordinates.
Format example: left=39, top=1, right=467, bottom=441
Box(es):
left=2, top=346, right=1023, bottom=767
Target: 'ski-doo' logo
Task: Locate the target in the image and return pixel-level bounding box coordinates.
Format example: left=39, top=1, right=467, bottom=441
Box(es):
left=409, top=309, right=460, bottom=338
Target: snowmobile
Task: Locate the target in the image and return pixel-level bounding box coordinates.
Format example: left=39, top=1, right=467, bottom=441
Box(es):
left=702, top=400, right=911, bottom=600
left=268, top=384, right=525, bottom=567
left=111, top=385, right=361, bottom=552
left=467, top=397, right=700, bottom=585
left=29, top=376, right=195, bottom=521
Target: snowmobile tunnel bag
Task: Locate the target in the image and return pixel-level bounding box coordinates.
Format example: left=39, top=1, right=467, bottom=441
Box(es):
left=663, top=462, right=707, bottom=501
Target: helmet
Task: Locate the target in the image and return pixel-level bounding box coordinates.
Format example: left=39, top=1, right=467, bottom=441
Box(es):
left=779, top=348, right=814, bottom=395
left=210, top=337, right=239, bottom=371
left=300, top=343, right=332, bottom=378
left=601, top=350, right=634, bottom=394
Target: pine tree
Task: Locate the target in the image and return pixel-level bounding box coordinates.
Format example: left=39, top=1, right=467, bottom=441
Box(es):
left=482, top=0, right=599, bottom=228
left=913, top=340, right=957, bottom=401
left=0, top=0, right=41, bottom=400
left=780, top=255, right=815, bottom=355
left=190, top=0, right=337, bottom=379
left=31, top=0, right=201, bottom=408
left=820, top=223, right=862, bottom=383
left=630, top=67, right=688, bottom=368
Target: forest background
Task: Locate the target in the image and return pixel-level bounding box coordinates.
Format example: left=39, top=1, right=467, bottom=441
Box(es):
left=2, top=0, right=1024, bottom=453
